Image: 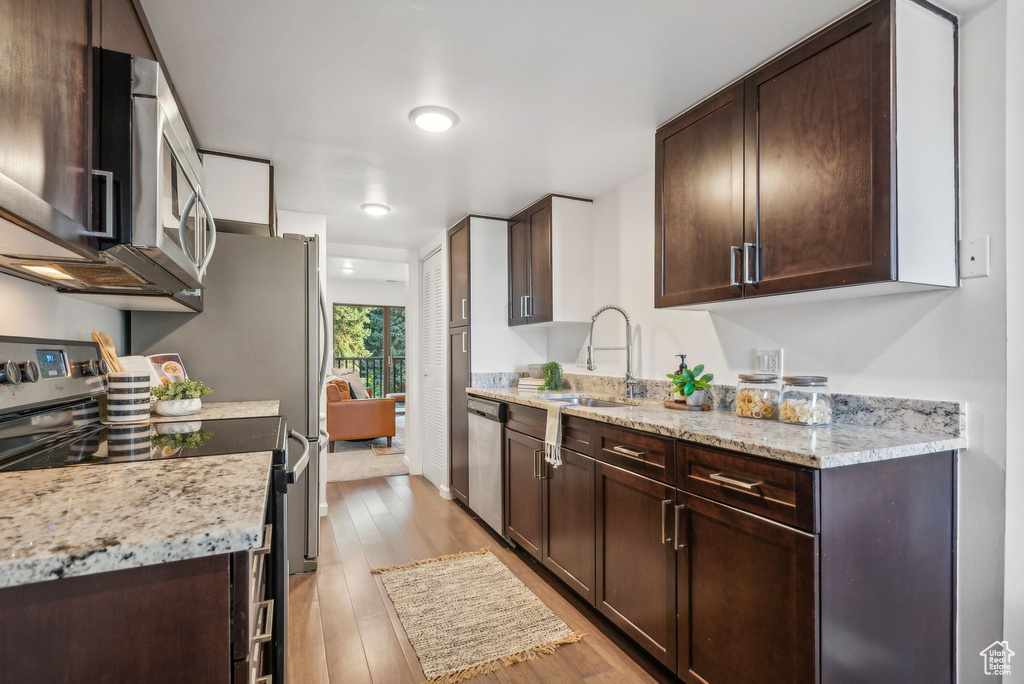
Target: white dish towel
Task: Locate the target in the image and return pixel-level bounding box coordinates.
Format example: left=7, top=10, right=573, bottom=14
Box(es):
left=544, top=404, right=563, bottom=468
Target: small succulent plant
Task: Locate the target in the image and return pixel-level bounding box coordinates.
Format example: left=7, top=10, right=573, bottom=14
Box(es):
left=540, top=362, right=563, bottom=391
left=667, top=364, right=713, bottom=397
left=151, top=380, right=214, bottom=401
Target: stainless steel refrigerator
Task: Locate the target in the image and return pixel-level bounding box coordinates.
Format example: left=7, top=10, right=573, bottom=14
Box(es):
left=131, top=232, right=329, bottom=574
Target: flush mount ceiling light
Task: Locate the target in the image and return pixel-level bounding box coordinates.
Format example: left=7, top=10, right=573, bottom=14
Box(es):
left=409, top=106, right=459, bottom=132
left=342, top=267, right=355, bottom=274
left=360, top=203, right=391, bottom=216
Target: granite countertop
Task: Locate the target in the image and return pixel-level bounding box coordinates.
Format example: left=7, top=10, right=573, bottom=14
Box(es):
left=105, top=400, right=281, bottom=425
left=0, top=452, right=272, bottom=589
left=467, top=387, right=966, bottom=469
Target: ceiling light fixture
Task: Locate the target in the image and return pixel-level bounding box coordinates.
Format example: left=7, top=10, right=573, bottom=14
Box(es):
left=361, top=203, right=391, bottom=216
left=342, top=267, right=355, bottom=274
left=409, top=106, right=459, bottom=132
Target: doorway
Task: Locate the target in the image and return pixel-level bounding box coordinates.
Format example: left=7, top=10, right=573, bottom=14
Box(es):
left=332, top=304, right=406, bottom=400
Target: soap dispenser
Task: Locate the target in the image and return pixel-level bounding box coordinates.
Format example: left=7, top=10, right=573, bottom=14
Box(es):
left=675, top=354, right=688, bottom=374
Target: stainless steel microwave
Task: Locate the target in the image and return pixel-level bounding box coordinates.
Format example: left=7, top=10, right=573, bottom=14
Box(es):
left=0, top=49, right=216, bottom=312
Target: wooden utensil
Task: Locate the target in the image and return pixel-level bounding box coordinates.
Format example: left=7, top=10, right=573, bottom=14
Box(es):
left=92, top=330, right=124, bottom=373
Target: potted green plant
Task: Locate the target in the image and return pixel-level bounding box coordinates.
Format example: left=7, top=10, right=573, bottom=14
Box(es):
left=666, top=364, right=714, bottom=406
left=151, top=380, right=214, bottom=417
left=539, top=362, right=564, bottom=391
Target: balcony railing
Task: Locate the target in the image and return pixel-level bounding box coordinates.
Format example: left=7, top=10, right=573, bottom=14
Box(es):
left=333, top=356, right=406, bottom=399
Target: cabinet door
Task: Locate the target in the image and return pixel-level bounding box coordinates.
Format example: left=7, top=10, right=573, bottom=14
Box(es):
left=744, top=0, right=892, bottom=296
left=655, top=84, right=745, bottom=307
left=508, top=213, right=530, bottom=326
left=99, top=0, right=156, bottom=58
left=678, top=492, right=818, bottom=684
left=526, top=200, right=553, bottom=323
left=448, top=328, right=470, bottom=504
left=505, top=429, right=544, bottom=560
left=542, top=449, right=596, bottom=605
left=0, top=0, right=94, bottom=248
left=595, top=462, right=676, bottom=668
left=448, top=219, right=470, bottom=328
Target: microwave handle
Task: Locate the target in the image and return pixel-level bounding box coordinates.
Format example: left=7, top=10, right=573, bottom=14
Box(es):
left=195, top=189, right=218, bottom=281
left=91, top=170, right=115, bottom=239
left=177, top=190, right=199, bottom=267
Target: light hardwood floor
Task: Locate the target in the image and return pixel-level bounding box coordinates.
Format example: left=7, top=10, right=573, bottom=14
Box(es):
left=287, top=474, right=664, bottom=684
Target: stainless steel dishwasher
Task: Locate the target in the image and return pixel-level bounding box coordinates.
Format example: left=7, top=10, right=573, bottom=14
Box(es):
left=467, top=397, right=506, bottom=535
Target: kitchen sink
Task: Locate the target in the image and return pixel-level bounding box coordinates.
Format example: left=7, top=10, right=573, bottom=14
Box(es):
left=559, top=397, right=632, bottom=408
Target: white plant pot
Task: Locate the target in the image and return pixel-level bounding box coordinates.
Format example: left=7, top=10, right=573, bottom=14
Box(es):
left=154, top=398, right=202, bottom=417
left=685, top=390, right=706, bottom=406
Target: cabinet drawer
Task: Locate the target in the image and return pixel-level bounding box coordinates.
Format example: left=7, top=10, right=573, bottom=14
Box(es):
left=595, top=424, right=674, bottom=486
left=505, top=402, right=548, bottom=440
left=679, top=445, right=817, bottom=532
left=562, top=415, right=594, bottom=456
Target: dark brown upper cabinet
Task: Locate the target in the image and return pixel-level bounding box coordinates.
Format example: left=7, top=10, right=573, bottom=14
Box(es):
left=448, top=218, right=470, bottom=328
left=655, top=84, right=745, bottom=307
left=655, top=0, right=958, bottom=309
left=508, top=194, right=593, bottom=326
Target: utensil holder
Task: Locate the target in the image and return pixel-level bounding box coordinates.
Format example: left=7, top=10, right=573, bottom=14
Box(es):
left=105, top=371, right=152, bottom=423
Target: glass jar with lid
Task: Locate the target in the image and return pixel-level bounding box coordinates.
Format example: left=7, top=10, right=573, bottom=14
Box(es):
left=779, top=376, right=833, bottom=425
left=735, top=374, right=781, bottom=420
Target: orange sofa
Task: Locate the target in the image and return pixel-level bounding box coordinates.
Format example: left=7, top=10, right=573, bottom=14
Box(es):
left=326, top=381, right=396, bottom=450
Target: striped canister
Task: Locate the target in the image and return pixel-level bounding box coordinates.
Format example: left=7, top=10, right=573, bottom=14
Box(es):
left=105, top=371, right=152, bottom=423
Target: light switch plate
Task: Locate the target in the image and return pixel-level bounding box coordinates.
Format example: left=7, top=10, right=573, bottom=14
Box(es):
left=960, top=236, right=990, bottom=278
left=755, top=348, right=782, bottom=375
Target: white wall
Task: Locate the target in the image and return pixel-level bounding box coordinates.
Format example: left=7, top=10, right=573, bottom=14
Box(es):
left=0, top=273, right=125, bottom=352
left=328, top=278, right=407, bottom=308
left=1004, top=0, right=1024, bottom=660
left=546, top=6, right=1008, bottom=678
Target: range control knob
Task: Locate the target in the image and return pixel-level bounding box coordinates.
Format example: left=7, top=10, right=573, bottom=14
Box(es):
left=18, top=361, right=40, bottom=383
left=98, top=359, right=109, bottom=376
left=0, top=360, right=21, bottom=386
left=80, top=359, right=102, bottom=377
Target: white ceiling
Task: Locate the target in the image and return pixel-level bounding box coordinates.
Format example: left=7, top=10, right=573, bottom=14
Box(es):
left=141, top=0, right=975, bottom=250
left=327, top=256, right=408, bottom=283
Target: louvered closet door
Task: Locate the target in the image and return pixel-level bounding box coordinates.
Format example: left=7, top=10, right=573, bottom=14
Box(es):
left=421, top=250, right=447, bottom=489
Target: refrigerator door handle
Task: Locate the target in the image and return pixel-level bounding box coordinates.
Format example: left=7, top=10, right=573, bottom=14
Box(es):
left=318, top=287, right=330, bottom=392
left=286, top=429, right=311, bottom=484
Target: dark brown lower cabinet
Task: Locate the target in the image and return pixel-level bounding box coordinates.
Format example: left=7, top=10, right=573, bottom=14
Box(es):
left=449, top=327, right=470, bottom=504
left=505, top=428, right=544, bottom=560
left=677, top=491, right=818, bottom=684
left=595, top=461, right=677, bottom=668
left=542, top=448, right=597, bottom=605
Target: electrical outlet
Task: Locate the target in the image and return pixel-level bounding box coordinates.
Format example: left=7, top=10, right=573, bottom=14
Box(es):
left=756, top=348, right=782, bottom=375
left=960, top=236, right=991, bottom=278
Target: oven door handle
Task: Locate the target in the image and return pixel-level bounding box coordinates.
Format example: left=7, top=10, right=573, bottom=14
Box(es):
left=286, top=429, right=310, bottom=484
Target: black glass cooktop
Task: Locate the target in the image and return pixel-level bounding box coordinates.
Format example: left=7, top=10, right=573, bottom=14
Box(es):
left=0, top=416, right=286, bottom=472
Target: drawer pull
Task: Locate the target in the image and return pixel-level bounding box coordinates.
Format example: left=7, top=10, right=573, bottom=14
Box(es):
left=709, top=472, right=763, bottom=491
left=252, top=599, right=274, bottom=644
left=253, top=524, right=272, bottom=556
left=611, top=445, right=645, bottom=460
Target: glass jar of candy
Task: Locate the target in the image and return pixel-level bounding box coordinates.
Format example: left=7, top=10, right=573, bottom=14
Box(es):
left=735, top=374, right=781, bottom=420
left=779, top=376, right=833, bottom=426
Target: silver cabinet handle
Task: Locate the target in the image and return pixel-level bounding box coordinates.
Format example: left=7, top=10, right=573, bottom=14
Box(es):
left=533, top=448, right=542, bottom=478
left=611, top=445, right=645, bottom=460
left=91, top=170, right=115, bottom=239
left=743, top=242, right=758, bottom=284
left=709, top=471, right=763, bottom=491
left=461, top=298, right=467, bottom=320
left=461, top=331, right=467, bottom=354
left=252, top=599, right=274, bottom=644
left=730, top=245, right=742, bottom=287
left=525, top=295, right=532, bottom=317
left=195, top=189, right=218, bottom=281
left=661, top=499, right=672, bottom=544
left=520, top=295, right=526, bottom=318
left=674, top=504, right=686, bottom=551
left=286, top=429, right=310, bottom=484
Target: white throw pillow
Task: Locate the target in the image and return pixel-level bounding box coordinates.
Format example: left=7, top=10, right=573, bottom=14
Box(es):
left=332, top=368, right=370, bottom=399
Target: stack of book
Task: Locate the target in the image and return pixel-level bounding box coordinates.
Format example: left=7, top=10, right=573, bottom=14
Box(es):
left=516, top=377, right=545, bottom=393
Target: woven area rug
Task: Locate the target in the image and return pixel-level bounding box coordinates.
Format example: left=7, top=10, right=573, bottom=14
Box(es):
left=371, top=548, right=583, bottom=683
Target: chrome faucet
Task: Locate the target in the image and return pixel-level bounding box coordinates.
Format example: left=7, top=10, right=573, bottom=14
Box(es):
left=586, top=305, right=645, bottom=399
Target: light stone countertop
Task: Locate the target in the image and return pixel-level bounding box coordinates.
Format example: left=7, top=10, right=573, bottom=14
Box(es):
left=467, top=387, right=966, bottom=469
left=104, top=400, right=281, bottom=425
left=0, top=452, right=272, bottom=589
